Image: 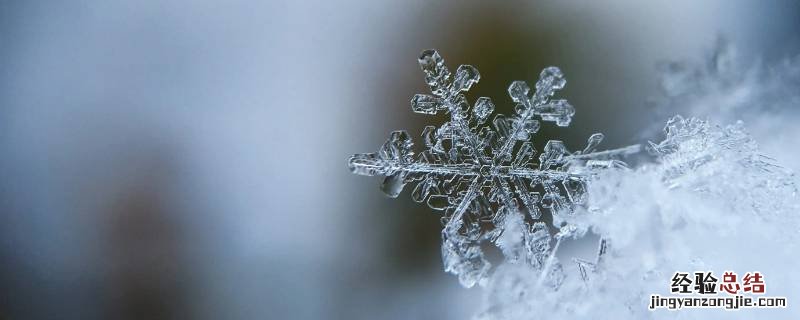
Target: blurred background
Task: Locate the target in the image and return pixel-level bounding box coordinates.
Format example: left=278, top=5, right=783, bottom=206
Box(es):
left=0, top=1, right=798, bottom=319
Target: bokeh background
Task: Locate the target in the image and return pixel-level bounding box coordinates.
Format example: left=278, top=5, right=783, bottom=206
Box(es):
left=1, top=1, right=798, bottom=319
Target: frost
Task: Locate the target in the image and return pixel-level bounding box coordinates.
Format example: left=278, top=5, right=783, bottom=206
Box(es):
left=348, top=50, right=639, bottom=288
left=477, top=116, right=799, bottom=320
left=651, top=38, right=800, bottom=173
left=649, top=116, right=795, bottom=203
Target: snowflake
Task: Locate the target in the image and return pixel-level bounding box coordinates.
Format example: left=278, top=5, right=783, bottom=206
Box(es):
left=348, top=50, right=639, bottom=288
left=647, top=115, right=797, bottom=219
left=649, top=38, right=800, bottom=174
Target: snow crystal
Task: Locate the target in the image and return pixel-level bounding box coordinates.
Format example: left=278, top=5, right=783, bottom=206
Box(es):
left=348, top=50, right=639, bottom=288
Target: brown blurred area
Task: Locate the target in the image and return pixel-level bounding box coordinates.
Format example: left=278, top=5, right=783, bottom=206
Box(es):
left=101, top=159, right=189, bottom=320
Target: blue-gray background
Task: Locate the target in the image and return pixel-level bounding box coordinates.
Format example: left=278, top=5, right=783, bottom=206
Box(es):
left=0, top=1, right=798, bottom=319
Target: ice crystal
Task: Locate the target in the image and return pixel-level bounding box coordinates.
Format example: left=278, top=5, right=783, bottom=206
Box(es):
left=477, top=116, right=799, bottom=320
left=651, top=38, right=800, bottom=173
left=647, top=116, right=797, bottom=220
left=348, top=50, right=639, bottom=288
